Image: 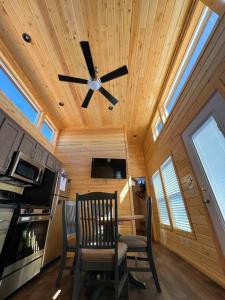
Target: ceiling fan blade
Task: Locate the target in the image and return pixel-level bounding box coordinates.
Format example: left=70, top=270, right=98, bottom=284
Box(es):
left=58, top=74, right=88, bottom=84
left=99, top=87, right=118, bottom=105
left=100, top=65, right=128, bottom=83
left=80, top=41, right=96, bottom=78
left=81, top=89, right=94, bottom=108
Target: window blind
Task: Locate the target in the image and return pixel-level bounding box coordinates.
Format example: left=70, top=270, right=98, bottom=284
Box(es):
left=152, top=171, right=170, bottom=226
left=160, top=157, right=191, bottom=232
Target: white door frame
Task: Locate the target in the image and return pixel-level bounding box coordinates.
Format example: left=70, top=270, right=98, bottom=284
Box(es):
left=182, top=91, right=225, bottom=258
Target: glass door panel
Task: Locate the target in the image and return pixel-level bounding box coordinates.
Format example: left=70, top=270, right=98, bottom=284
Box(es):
left=182, top=91, right=225, bottom=257
left=192, top=116, right=225, bottom=222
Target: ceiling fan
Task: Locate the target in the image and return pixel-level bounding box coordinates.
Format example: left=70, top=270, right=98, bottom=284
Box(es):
left=58, top=41, right=128, bottom=108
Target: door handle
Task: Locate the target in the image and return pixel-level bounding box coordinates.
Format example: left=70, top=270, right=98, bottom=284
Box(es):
left=203, top=199, right=210, bottom=204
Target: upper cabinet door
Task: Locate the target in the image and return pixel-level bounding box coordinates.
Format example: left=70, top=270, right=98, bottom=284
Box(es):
left=46, top=154, right=57, bottom=171
left=0, top=110, right=5, bottom=126
left=19, top=133, right=37, bottom=159
left=34, top=144, right=48, bottom=166
left=46, top=154, right=60, bottom=172
left=0, top=118, right=23, bottom=173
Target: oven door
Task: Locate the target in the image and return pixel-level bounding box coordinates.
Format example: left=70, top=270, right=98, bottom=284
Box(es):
left=2, top=214, right=50, bottom=277
left=0, top=204, right=15, bottom=255
left=8, top=151, right=44, bottom=185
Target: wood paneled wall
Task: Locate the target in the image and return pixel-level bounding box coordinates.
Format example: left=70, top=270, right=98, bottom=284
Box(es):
left=55, top=128, right=148, bottom=235
left=143, top=12, right=225, bottom=287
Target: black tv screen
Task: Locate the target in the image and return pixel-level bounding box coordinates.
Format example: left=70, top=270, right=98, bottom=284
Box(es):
left=91, top=158, right=126, bottom=179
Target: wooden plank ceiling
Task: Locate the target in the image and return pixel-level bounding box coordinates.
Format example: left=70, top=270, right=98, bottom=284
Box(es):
left=0, top=0, right=194, bottom=143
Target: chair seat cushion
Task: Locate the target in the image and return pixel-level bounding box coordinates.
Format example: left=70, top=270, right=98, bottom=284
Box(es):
left=119, top=235, right=147, bottom=248
left=81, top=242, right=127, bottom=263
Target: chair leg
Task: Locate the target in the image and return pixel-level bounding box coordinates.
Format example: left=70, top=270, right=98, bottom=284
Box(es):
left=71, top=252, right=76, bottom=274
left=56, top=251, right=67, bottom=288
left=114, top=264, right=120, bottom=300
left=121, top=259, right=129, bottom=299
left=147, top=248, right=161, bottom=293
left=72, top=254, right=81, bottom=300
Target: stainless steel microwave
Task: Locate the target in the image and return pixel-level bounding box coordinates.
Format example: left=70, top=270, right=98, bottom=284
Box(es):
left=7, top=151, right=45, bottom=185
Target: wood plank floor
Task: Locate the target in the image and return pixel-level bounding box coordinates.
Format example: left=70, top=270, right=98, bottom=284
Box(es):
left=9, top=243, right=225, bottom=300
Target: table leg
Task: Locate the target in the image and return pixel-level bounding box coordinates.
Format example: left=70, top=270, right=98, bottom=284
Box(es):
left=128, top=272, right=146, bottom=289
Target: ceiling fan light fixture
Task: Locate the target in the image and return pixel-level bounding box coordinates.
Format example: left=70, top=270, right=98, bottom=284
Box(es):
left=88, top=78, right=102, bottom=91
left=22, top=33, right=32, bottom=43
left=58, top=41, right=128, bottom=108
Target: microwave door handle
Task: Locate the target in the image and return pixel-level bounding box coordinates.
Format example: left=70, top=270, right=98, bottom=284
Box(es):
left=36, top=169, right=44, bottom=184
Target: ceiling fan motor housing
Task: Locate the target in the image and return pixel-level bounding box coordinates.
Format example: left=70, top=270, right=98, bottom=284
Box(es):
left=88, top=78, right=102, bottom=91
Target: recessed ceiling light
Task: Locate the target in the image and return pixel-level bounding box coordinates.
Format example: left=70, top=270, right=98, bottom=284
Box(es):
left=108, top=106, right=113, bottom=110
left=22, top=33, right=32, bottom=43
left=59, top=102, right=64, bottom=107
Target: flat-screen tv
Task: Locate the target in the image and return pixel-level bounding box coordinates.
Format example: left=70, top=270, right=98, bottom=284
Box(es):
left=91, top=158, right=126, bottom=179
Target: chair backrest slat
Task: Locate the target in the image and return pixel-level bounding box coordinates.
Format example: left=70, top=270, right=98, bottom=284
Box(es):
left=76, top=192, right=118, bottom=250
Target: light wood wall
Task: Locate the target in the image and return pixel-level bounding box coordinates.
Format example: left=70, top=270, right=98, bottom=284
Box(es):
left=55, top=128, right=147, bottom=235
left=143, top=12, right=225, bottom=288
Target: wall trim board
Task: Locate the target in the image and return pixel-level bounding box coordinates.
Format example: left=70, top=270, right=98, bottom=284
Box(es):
left=162, top=240, right=225, bottom=288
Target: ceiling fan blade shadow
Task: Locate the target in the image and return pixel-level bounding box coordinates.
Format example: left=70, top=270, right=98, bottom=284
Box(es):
left=58, top=75, right=88, bottom=84
left=99, top=87, right=119, bottom=105
left=80, top=41, right=96, bottom=78
left=81, top=89, right=94, bottom=108
left=100, top=65, right=128, bottom=83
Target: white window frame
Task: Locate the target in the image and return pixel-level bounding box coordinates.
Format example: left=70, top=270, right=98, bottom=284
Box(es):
left=162, top=7, right=218, bottom=121
left=160, top=157, right=192, bottom=233
left=152, top=156, right=193, bottom=236
left=152, top=113, right=164, bottom=141
left=40, top=118, right=56, bottom=143
left=0, top=58, right=58, bottom=145
left=152, top=170, right=171, bottom=227
left=0, top=59, right=41, bottom=124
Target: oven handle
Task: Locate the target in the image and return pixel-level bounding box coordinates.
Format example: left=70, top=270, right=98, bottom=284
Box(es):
left=18, top=215, right=51, bottom=223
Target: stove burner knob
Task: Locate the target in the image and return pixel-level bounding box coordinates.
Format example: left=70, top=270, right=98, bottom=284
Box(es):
left=25, top=208, right=33, bottom=214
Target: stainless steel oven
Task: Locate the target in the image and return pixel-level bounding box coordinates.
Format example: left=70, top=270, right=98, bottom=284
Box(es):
left=7, top=151, right=45, bottom=185
left=0, top=207, right=50, bottom=299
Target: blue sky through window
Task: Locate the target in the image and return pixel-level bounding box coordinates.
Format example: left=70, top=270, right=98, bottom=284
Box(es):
left=165, top=11, right=219, bottom=115
left=41, top=121, right=54, bottom=142
left=0, top=67, right=39, bottom=124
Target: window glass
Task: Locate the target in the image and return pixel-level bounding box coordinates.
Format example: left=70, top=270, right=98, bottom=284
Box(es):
left=41, top=121, right=55, bottom=142
left=152, top=171, right=171, bottom=226
left=0, top=66, right=39, bottom=124
left=165, top=9, right=219, bottom=115
left=153, top=116, right=163, bottom=141
left=160, top=157, right=192, bottom=232
left=192, top=116, right=225, bottom=221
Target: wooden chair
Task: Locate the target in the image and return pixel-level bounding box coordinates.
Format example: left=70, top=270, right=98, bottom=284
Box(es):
left=72, top=192, right=128, bottom=300
left=119, top=197, right=161, bottom=292
left=56, top=200, right=76, bottom=287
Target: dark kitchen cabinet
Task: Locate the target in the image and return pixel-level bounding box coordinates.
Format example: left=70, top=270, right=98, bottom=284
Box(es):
left=19, top=133, right=37, bottom=159
left=0, top=118, right=23, bottom=173
left=34, top=144, right=48, bottom=166
left=0, top=110, right=5, bottom=126
left=46, top=154, right=57, bottom=171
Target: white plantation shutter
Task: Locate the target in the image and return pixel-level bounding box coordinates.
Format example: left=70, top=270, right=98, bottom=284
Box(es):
left=161, top=157, right=191, bottom=232
left=152, top=171, right=171, bottom=226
